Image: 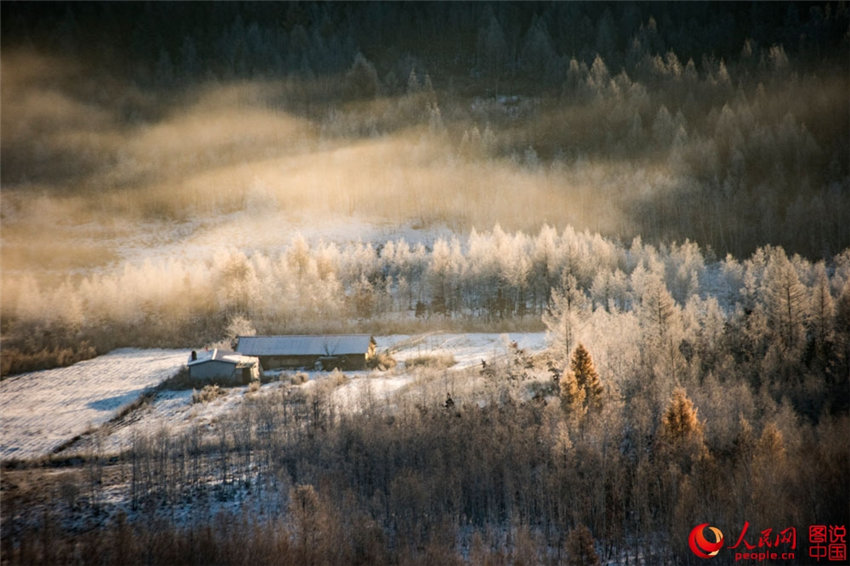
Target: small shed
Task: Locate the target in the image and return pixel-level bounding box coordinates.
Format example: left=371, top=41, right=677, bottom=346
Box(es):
left=235, top=335, right=376, bottom=371
left=187, top=349, right=260, bottom=386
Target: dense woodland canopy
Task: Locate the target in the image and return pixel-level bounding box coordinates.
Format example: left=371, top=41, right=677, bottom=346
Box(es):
left=1, top=2, right=849, bottom=565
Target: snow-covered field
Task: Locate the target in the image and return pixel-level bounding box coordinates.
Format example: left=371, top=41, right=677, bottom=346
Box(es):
left=0, top=334, right=547, bottom=462
left=384, top=332, right=546, bottom=369
left=0, top=349, right=189, bottom=460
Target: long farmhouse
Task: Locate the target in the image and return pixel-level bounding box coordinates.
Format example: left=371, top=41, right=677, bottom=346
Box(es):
left=235, top=334, right=377, bottom=371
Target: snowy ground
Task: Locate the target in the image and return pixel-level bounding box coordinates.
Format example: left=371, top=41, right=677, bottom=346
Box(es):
left=0, top=333, right=548, bottom=462
left=383, top=332, right=546, bottom=369
left=0, top=349, right=189, bottom=461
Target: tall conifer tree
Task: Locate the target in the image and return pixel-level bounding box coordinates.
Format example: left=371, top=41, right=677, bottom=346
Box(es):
left=570, top=343, right=603, bottom=411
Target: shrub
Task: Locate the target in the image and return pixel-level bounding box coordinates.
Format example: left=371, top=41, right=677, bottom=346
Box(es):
left=330, top=368, right=347, bottom=386
left=0, top=343, right=98, bottom=378
left=192, top=384, right=225, bottom=404
left=368, top=351, right=397, bottom=371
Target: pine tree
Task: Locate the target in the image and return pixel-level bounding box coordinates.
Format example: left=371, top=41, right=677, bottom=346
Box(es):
left=570, top=343, right=603, bottom=411
left=661, top=387, right=703, bottom=443
left=346, top=53, right=379, bottom=99
left=476, top=8, right=508, bottom=78
left=659, top=387, right=707, bottom=473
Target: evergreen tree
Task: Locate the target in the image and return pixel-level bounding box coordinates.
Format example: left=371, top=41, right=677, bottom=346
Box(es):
left=519, top=16, right=559, bottom=81
left=476, top=9, right=509, bottom=78
left=346, top=52, right=379, bottom=99
left=661, top=386, right=703, bottom=443
left=559, top=369, right=586, bottom=418
left=659, top=387, right=707, bottom=473
left=570, top=343, right=603, bottom=411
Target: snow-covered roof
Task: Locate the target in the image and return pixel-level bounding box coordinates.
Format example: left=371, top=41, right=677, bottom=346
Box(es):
left=236, top=335, right=374, bottom=357
left=188, top=349, right=256, bottom=367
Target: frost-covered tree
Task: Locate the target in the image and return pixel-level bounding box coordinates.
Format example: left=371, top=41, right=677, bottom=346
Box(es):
left=351, top=275, right=376, bottom=320
left=633, top=265, right=683, bottom=379
left=428, top=237, right=462, bottom=316
left=682, top=295, right=726, bottom=375
left=762, top=248, right=808, bottom=358
left=544, top=272, right=589, bottom=361
left=224, top=314, right=256, bottom=348
left=830, top=281, right=850, bottom=412
left=530, top=225, right=560, bottom=313
left=586, top=54, right=610, bottom=95
left=495, top=228, right=531, bottom=316
left=808, top=261, right=835, bottom=366
left=590, top=268, right=629, bottom=312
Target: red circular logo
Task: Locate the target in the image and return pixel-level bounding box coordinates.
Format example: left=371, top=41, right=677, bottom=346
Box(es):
left=689, top=523, right=724, bottom=559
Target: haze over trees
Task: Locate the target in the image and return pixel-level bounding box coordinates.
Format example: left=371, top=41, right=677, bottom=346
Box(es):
left=1, top=2, right=849, bottom=564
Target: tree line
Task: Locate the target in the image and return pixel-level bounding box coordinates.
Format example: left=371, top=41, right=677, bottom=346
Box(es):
left=5, top=227, right=850, bottom=409
left=4, top=3, right=846, bottom=86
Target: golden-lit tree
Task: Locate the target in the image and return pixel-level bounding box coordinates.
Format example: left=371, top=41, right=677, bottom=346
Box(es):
left=570, top=343, right=604, bottom=412
left=661, top=387, right=703, bottom=444
left=559, top=370, right=586, bottom=418
left=659, top=386, right=707, bottom=475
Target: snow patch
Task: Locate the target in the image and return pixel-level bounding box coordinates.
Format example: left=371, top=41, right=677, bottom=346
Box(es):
left=0, top=349, right=189, bottom=460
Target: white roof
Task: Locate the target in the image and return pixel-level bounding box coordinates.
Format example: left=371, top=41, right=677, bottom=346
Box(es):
left=236, top=335, right=374, bottom=357
left=188, top=349, right=256, bottom=367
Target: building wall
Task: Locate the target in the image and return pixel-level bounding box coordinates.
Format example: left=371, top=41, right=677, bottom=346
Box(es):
left=259, top=354, right=367, bottom=371
left=259, top=355, right=320, bottom=370
left=338, top=354, right=367, bottom=370
left=189, top=360, right=239, bottom=384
